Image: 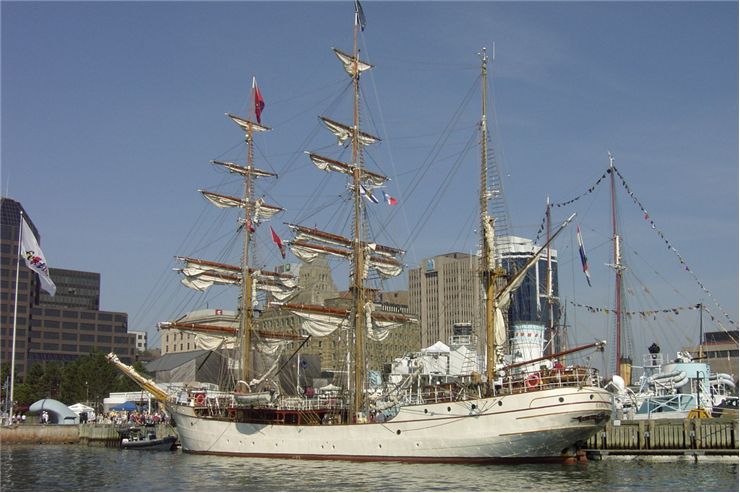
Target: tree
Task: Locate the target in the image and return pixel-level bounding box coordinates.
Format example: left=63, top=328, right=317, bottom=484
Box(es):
left=6, top=353, right=154, bottom=411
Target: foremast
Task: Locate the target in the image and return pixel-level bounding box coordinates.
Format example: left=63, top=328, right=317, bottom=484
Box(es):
left=183, top=103, right=280, bottom=387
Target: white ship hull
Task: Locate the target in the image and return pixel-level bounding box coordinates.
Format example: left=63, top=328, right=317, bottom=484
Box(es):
left=169, top=386, right=612, bottom=463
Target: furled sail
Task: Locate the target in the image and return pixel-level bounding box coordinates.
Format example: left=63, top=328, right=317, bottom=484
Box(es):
left=281, top=303, right=414, bottom=340
left=226, top=113, right=270, bottom=133
left=211, top=160, right=277, bottom=179
left=290, top=240, right=350, bottom=263
left=158, top=320, right=303, bottom=353
left=289, top=238, right=403, bottom=279
left=307, top=153, right=387, bottom=186
left=201, top=190, right=245, bottom=209
left=176, top=257, right=298, bottom=300
left=364, top=244, right=403, bottom=279
left=483, top=215, right=496, bottom=270
left=320, top=116, right=380, bottom=146
left=287, top=225, right=404, bottom=276
left=200, top=191, right=283, bottom=224
left=333, top=48, right=373, bottom=77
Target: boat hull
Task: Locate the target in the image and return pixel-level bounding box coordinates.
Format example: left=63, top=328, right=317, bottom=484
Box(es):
left=121, top=435, right=177, bottom=451
left=168, top=386, right=612, bottom=463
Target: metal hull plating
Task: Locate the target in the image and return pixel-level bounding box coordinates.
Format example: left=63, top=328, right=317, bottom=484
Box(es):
left=169, top=386, right=612, bottom=462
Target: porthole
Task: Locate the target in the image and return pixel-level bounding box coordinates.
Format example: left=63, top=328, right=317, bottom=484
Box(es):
left=590, top=394, right=594, bottom=400
left=424, top=409, right=428, bottom=414
left=497, top=401, right=503, bottom=407
left=472, top=404, right=477, bottom=410
left=447, top=407, right=451, bottom=412
left=559, top=397, right=564, bottom=403
left=396, top=430, right=401, bottom=435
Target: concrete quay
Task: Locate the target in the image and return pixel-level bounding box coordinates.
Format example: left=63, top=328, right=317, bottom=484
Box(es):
left=0, top=423, right=177, bottom=447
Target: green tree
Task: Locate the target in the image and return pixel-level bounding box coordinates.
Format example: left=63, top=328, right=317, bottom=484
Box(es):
left=4, top=353, right=155, bottom=411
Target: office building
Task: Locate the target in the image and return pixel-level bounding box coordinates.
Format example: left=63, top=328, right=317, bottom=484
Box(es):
left=130, top=330, right=148, bottom=353
left=1, top=198, right=136, bottom=378
left=408, top=237, right=560, bottom=355
left=408, top=252, right=481, bottom=350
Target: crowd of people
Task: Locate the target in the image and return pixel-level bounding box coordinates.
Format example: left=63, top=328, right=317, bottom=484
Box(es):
left=2, top=408, right=168, bottom=426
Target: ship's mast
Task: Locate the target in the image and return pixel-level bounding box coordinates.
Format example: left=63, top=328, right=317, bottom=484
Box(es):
left=545, top=196, right=554, bottom=355
left=608, top=152, right=624, bottom=376
left=240, top=123, right=256, bottom=384
left=350, top=4, right=366, bottom=419
left=479, top=48, right=499, bottom=395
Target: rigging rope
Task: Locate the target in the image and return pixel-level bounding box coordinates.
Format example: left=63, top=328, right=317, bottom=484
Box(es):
left=537, top=162, right=737, bottom=333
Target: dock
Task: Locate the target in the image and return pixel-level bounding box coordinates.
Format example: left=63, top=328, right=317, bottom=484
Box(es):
left=583, top=417, right=738, bottom=461
left=0, top=422, right=177, bottom=447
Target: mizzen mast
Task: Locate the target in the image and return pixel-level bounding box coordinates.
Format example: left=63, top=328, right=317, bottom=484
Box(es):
left=478, top=48, right=502, bottom=395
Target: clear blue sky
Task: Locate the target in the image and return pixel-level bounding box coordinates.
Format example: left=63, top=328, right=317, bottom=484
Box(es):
left=3, top=1, right=737, bottom=365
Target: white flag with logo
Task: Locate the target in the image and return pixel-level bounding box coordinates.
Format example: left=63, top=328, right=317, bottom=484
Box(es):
left=20, top=217, right=56, bottom=296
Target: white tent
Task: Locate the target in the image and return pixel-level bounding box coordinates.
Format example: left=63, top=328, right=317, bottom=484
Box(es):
left=68, top=403, right=94, bottom=415
left=421, top=341, right=450, bottom=353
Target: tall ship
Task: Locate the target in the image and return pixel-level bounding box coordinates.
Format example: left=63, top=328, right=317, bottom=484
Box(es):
left=110, top=1, right=613, bottom=463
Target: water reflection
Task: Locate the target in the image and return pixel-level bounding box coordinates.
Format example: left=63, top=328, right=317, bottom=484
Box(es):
left=1, top=444, right=737, bottom=492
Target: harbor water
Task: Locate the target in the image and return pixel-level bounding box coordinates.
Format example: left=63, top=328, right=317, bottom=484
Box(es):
left=1, top=444, right=737, bottom=491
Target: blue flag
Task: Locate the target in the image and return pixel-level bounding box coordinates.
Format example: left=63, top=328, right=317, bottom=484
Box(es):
left=576, top=225, right=591, bottom=287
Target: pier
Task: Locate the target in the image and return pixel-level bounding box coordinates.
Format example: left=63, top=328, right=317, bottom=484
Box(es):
left=584, top=417, right=738, bottom=461
left=0, top=423, right=177, bottom=447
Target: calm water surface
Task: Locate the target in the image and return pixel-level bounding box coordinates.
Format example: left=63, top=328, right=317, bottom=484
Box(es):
left=1, top=444, right=737, bottom=491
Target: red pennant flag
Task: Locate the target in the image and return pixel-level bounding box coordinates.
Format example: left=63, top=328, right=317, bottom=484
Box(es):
left=253, top=77, right=265, bottom=124
left=270, top=226, right=286, bottom=258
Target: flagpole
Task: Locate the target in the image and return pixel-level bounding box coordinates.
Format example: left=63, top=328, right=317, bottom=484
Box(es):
left=8, top=211, right=23, bottom=425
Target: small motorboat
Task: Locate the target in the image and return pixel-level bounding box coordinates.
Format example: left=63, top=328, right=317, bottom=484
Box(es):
left=119, top=425, right=177, bottom=451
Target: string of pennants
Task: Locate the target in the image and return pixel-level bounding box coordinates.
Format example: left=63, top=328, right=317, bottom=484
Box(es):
left=569, top=301, right=701, bottom=319
left=532, top=165, right=737, bottom=332
left=534, top=171, right=610, bottom=244
left=611, top=166, right=737, bottom=331
left=569, top=300, right=734, bottom=333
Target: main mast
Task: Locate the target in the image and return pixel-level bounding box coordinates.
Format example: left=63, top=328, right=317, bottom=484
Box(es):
left=350, top=3, right=366, bottom=419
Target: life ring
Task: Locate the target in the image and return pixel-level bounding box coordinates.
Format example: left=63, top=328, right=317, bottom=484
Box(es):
left=525, top=373, right=541, bottom=389
left=195, top=393, right=206, bottom=406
